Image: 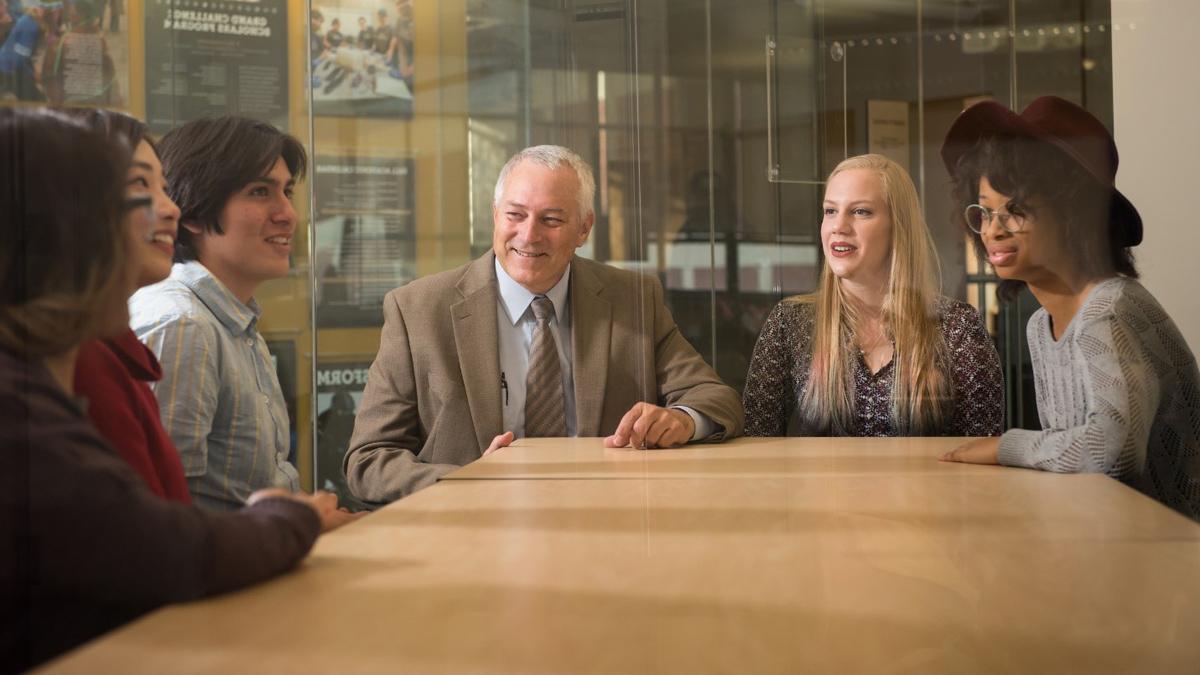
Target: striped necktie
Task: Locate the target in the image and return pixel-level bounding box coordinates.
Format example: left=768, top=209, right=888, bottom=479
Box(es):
left=524, top=295, right=566, bottom=437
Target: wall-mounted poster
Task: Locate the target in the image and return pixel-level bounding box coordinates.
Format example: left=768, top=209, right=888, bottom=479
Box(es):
left=866, top=99, right=910, bottom=171
left=0, top=0, right=128, bottom=106
left=310, top=0, right=413, bottom=117
left=314, top=362, right=371, bottom=508
left=313, top=154, right=415, bottom=326
left=144, top=0, right=288, bottom=134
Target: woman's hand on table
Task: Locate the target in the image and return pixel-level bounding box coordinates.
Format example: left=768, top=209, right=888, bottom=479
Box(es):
left=248, top=489, right=365, bottom=532
left=939, top=436, right=1001, bottom=465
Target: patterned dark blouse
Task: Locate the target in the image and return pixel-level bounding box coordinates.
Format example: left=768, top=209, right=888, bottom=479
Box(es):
left=743, top=298, right=1004, bottom=437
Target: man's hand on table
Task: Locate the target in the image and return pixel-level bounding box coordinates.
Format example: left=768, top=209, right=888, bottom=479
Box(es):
left=604, top=403, right=694, bottom=449
left=939, top=437, right=1001, bottom=465
left=482, top=431, right=515, bottom=457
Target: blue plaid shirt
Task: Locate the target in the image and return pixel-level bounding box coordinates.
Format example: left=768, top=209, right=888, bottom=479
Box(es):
left=129, top=262, right=299, bottom=510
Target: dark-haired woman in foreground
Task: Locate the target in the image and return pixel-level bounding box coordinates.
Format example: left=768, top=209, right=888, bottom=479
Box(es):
left=939, top=96, right=1200, bottom=520
left=0, top=108, right=344, bottom=672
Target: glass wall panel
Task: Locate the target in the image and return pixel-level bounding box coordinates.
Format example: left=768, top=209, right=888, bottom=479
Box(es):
left=302, top=0, right=1121, bottom=501
left=16, top=0, right=1128, bottom=503
left=309, top=0, right=462, bottom=502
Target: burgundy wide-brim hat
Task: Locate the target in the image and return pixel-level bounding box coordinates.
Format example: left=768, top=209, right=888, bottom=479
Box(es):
left=940, top=95, right=1143, bottom=247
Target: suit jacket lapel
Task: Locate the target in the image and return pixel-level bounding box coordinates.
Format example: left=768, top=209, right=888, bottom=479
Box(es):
left=452, top=253, right=503, bottom=451
left=570, top=259, right=611, bottom=436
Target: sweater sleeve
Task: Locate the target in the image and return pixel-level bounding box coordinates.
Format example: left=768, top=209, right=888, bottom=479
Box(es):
left=743, top=303, right=796, bottom=437
left=997, top=312, right=1159, bottom=477
left=35, top=440, right=321, bottom=604
left=4, top=368, right=321, bottom=609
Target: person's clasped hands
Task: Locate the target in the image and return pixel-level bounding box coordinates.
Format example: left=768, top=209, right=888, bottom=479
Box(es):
left=247, top=489, right=365, bottom=532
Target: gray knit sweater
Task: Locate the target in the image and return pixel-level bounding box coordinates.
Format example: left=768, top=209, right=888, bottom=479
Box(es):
left=998, top=278, right=1200, bottom=520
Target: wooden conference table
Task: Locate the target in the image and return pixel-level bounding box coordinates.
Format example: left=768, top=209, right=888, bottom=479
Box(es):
left=41, top=437, right=1200, bottom=673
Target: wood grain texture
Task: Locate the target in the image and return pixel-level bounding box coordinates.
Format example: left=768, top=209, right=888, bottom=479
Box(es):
left=39, top=438, right=1200, bottom=674
left=448, top=436, right=1011, bottom=480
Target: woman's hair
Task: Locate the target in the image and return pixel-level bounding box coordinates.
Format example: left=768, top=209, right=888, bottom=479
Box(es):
left=57, top=107, right=151, bottom=154
left=156, top=115, right=307, bottom=263
left=796, top=153, right=951, bottom=435
left=951, top=136, right=1138, bottom=301
left=0, top=107, right=130, bottom=358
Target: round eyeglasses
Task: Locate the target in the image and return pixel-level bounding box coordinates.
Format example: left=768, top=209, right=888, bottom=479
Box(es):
left=964, top=203, right=1026, bottom=235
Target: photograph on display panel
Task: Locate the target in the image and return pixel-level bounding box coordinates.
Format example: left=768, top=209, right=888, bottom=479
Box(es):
left=0, top=0, right=127, bottom=106
left=310, top=0, right=413, bottom=117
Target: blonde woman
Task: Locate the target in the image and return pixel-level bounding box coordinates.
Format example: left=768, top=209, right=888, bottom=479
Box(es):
left=743, top=154, right=1003, bottom=436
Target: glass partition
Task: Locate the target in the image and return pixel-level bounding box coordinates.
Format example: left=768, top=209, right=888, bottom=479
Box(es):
left=5, top=0, right=1122, bottom=499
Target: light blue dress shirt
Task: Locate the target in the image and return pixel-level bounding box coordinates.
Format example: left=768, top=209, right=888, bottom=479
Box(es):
left=494, top=259, right=712, bottom=440
left=129, top=262, right=299, bottom=510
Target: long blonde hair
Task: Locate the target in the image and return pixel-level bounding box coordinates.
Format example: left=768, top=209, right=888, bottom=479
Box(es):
left=797, top=154, right=950, bottom=435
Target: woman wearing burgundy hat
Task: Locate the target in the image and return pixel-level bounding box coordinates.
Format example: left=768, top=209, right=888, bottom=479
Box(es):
left=938, top=96, right=1200, bottom=521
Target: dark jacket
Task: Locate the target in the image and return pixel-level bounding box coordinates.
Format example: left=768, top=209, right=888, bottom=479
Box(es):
left=0, top=348, right=320, bottom=673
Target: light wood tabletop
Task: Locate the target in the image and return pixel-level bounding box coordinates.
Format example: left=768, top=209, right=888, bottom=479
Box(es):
left=445, top=436, right=1020, bottom=480
left=39, top=438, right=1200, bottom=674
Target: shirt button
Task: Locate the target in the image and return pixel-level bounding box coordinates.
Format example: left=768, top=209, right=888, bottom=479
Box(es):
left=263, top=394, right=270, bottom=403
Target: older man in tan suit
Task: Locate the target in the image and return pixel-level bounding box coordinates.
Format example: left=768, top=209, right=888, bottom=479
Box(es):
left=344, top=145, right=743, bottom=502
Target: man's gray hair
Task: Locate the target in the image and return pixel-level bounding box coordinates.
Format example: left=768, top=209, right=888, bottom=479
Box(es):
left=492, top=145, right=596, bottom=218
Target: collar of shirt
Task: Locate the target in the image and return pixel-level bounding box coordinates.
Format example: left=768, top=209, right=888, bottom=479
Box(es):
left=173, top=261, right=261, bottom=336
left=494, top=257, right=570, bottom=326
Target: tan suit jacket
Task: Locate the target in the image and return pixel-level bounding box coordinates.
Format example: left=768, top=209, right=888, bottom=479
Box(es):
left=344, top=252, right=743, bottom=502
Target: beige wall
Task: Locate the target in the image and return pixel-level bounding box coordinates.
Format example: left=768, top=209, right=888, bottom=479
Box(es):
left=1111, top=0, right=1200, bottom=353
